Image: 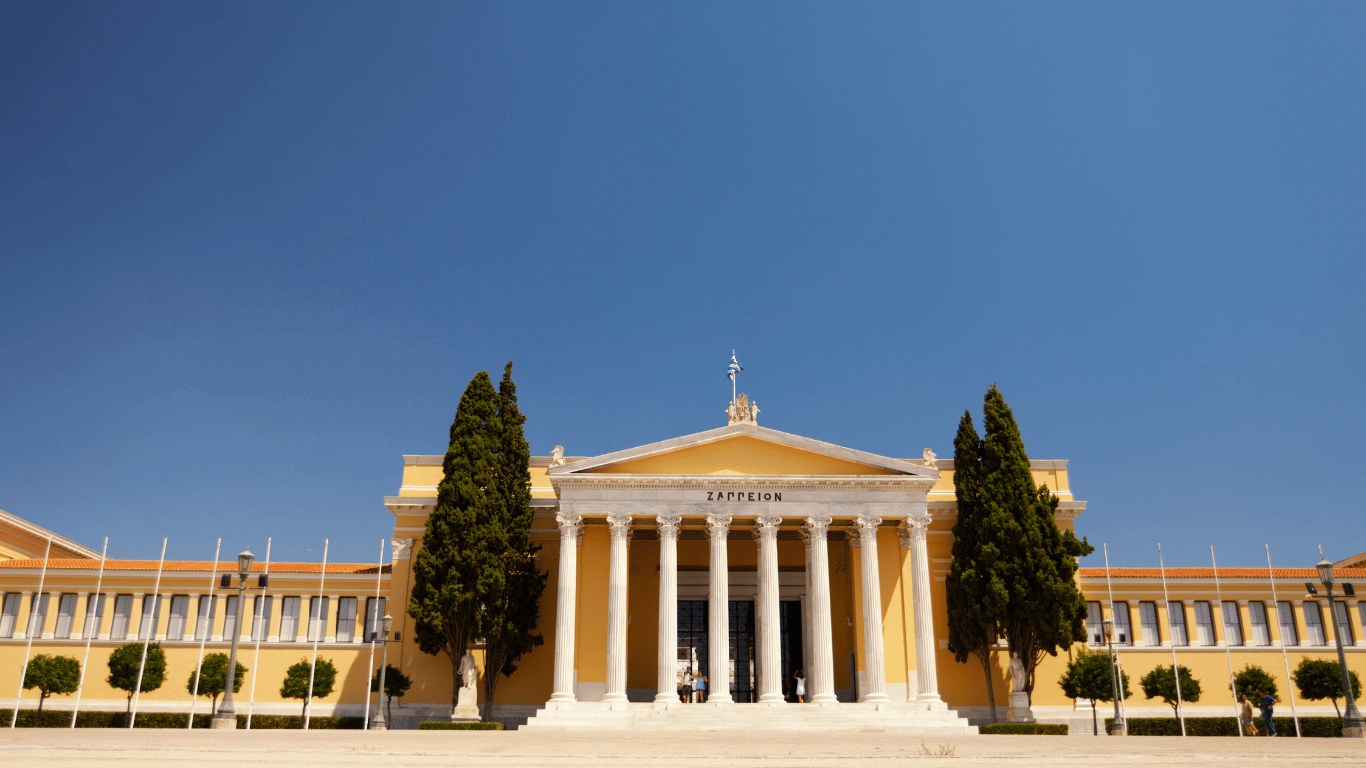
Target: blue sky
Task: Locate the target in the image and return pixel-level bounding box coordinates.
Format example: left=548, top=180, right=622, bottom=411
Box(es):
left=2, top=2, right=1362, bottom=570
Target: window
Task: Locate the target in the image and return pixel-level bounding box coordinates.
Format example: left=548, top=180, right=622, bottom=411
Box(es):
left=1112, top=602, right=1133, bottom=645
left=1332, top=601, right=1355, bottom=645
left=335, top=597, right=357, bottom=642
left=250, top=596, right=273, bottom=642
left=279, top=597, right=301, bottom=641
left=82, top=594, right=106, bottom=639
left=1168, top=601, right=1189, bottom=646
left=1086, top=601, right=1104, bottom=645
left=1248, top=601, right=1271, bottom=646
left=1277, top=601, right=1299, bottom=646
left=1221, top=602, right=1243, bottom=646
left=1359, top=603, right=1366, bottom=641
left=1193, top=601, right=1215, bottom=646
left=1303, top=601, right=1327, bottom=646
left=110, top=595, right=133, bottom=639
left=363, top=597, right=387, bottom=642
left=222, top=595, right=240, bottom=640
left=307, top=597, right=330, bottom=642
left=26, top=593, right=51, bottom=638
left=167, top=595, right=189, bottom=640
left=54, top=594, right=78, bottom=638
left=138, top=595, right=162, bottom=640
left=0, top=594, right=20, bottom=638
left=1138, top=602, right=1161, bottom=646
left=195, top=596, right=217, bottom=641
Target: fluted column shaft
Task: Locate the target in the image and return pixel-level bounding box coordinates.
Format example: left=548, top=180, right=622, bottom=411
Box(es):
left=655, top=513, right=682, bottom=704
left=904, top=515, right=942, bottom=704
left=603, top=513, right=632, bottom=703
left=855, top=515, right=890, bottom=703
left=550, top=512, right=583, bottom=702
left=706, top=514, right=733, bottom=704
left=803, top=515, right=837, bottom=704
left=754, top=515, right=784, bottom=703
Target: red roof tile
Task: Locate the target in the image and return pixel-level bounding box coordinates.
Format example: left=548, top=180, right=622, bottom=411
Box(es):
left=1080, top=567, right=1366, bottom=579
left=0, top=559, right=389, bottom=574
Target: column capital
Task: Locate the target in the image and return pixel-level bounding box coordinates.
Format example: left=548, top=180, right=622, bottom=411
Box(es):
left=853, top=515, right=882, bottom=539
left=801, top=515, right=832, bottom=543
left=898, top=515, right=931, bottom=547
left=556, top=511, right=584, bottom=544
left=705, top=513, right=733, bottom=540
left=752, top=515, right=782, bottom=541
left=606, top=512, right=633, bottom=540
left=656, top=513, right=682, bottom=539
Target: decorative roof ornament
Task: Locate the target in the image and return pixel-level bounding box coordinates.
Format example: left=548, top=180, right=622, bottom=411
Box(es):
left=725, top=350, right=759, bottom=425
left=549, top=446, right=565, bottom=467
left=920, top=448, right=937, bottom=468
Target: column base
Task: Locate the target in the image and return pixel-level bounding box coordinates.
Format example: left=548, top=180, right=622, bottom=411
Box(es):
left=859, top=693, right=891, bottom=704
left=809, top=694, right=838, bottom=705
left=548, top=692, right=577, bottom=704
left=602, top=693, right=629, bottom=703
left=758, top=694, right=786, bottom=704
left=209, top=714, right=237, bottom=730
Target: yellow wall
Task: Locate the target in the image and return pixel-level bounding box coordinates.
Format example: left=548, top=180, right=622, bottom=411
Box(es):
left=585, top=435, right=902, bottom=476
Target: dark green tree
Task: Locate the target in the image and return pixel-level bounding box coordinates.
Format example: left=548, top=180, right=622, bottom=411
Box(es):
left=409, top=369, right=504, bottom=715
left=945, top=409, right=1007, bottom=723
left=107, top=642, right=166, bottom=713
left=23, top=654, right=80, bottom=717
left=1231, top=663, right=1278, bottom=703
left=978, top=385, right=1094, bottom=697
left=371, top=664, right=413, bottom=724
left=1293, top=657, right=1361, bottom=720
left=186, top=652, right=246, bottom=715
left=1058, top=647, right=1131, bottom=736
left=1140, top=664, right=1202, bottom=716
left=280, top=657, right=337, bottom=719
left=479, top=362, right=547, bottom=722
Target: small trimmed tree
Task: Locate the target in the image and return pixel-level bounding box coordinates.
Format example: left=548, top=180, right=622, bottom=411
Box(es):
left=280, top=658, right=337, bottom=719
left=1293, top=657, right=1361, bottom=720
left=371, top=664, right=413, bottom=724
left=107, top=642, right=166, bottom=714
left=1058, top=647, right=1130, bottom=735
left=23, top=654, right=80, bottom=717
left=187, top=652, right=246, bottom=715
left=1231, top=663, right=1278, bottom=703
left=1140, top=664, right=1201, bottom=717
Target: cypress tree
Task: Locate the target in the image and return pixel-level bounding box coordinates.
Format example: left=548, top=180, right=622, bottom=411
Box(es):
left=979, top=384, right=1093, bottom=698
left=945, top=409, right=1008, bottom=723
left=408, top=370, right=504, bottom=716
left=479, top=362, right=547, bottom=721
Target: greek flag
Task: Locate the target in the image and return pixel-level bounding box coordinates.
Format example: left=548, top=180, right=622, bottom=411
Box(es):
left=728, top=351, right=743, bottom=382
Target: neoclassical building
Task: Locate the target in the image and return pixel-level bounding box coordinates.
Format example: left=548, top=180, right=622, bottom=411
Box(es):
left=0, top=410, right=1361, bottom=732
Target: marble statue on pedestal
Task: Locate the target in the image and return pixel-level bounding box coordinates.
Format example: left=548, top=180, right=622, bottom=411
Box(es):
left=1006, top=653, right=1035, bottom=723
left=452, top=650, right=481, bottom=722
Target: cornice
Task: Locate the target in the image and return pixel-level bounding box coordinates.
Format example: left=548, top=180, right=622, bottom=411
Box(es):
left=549, top=474, right=937, bottom=493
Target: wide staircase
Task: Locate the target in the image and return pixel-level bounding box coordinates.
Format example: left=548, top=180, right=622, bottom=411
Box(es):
left=520, top=700, right=978, bottom=733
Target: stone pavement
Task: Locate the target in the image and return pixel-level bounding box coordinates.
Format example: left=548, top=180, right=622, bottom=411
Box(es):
left=0, top=730, right=1363, bottom=767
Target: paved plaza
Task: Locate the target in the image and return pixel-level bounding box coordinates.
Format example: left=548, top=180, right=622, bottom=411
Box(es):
left=0, top=730, right=1363, bottom=768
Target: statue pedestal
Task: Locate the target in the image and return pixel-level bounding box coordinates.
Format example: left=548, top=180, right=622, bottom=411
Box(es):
left=1006, top=692, right=1035, bottom=724
left=451, top=686, right=480, bottom=722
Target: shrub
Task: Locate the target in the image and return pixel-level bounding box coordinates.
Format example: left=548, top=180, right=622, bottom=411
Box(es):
left=0, top=709, right=364, bottom=729
left=1107, top=717, right=1346, bottom=737
left=979, top=723, right=1067, bottom=735
left=418, top=721, right=505, bottom=730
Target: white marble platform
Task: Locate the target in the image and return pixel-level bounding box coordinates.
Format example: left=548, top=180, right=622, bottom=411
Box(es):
left=520, top=700, right=978, bottom=734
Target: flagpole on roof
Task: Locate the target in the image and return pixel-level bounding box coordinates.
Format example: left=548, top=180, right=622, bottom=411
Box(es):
left=70, top=536, right=110, bottom=727
left=187, top=538, right=223, bottom=728
left=1210, top=546, right=1243, bottom=736
left=10, top=536, right=52, bottom=728
left=1156, top=543, right=1186, bottom=736
left=130, top=538, right=168, bottom=728
left=1265, top=545, right=1302, bottom=737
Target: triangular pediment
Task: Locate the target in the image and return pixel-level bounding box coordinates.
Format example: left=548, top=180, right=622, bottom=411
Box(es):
left=551, top=424, right=933, bottom=478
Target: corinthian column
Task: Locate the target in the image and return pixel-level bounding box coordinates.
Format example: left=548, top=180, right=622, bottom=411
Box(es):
left=854, top=515, right=890, bottom=703
left=753, top=515, right=784, bottom=703
left=902, top=515, right=942, bottom=704
left=706, top=513, right=733, bottom=704
left=802, top=515, right=837, bottom=704
left=655, top=513, right=683, bottom=704
left=550, top=511, right=583, bottom=703
left=603, top=512, right=632, bottom=703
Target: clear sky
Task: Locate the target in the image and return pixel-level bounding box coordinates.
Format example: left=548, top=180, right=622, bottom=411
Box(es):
left=2, top=2, right=1362, bottom=570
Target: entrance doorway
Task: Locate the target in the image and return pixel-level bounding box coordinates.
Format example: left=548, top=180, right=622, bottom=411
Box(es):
left=676, top=599, right=804, bottom=702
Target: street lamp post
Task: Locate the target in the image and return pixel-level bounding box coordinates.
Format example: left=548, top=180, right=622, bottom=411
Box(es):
left=1102, top=618, right=1126, bottom=736
left=370, top=614, right=393, bottom=730
left=211, top=549, right=254, bottom=730
left=1315, top=555, right=1364, bottom=739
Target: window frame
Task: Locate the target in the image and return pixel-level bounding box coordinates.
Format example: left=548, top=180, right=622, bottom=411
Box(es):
left=54, top=593, right=78, bottom=639
left=1331, top=600, right=1355, bottom=645
left=1220, top=601, right=1244, bottom=647
left=1138, top=601, right=1161, bottom=646
left=279, top=596, right=301, bottom=642
left=81, top=593, right=106, bottom=639
left=1247, top=601, right=1271, bottom=646
left=251, top=595, right=274, bottom=642
left=166, top=595, right=190, bottom=640
left=1168, top=601, right=1189, bottom=647
left=1112, top=601, right=1133, bottom=646
left=1277, top=601, right=1299, bottom=646
left=1303, top=601, right=1327, bottom=646
left=110, top=594, right=134, bottom=640
left=137, top=595, right=162, bottom=641
left=307, top=596, right=330, bottom=642
left=0, top=594, right=21, bottom=638
left=335, top=597, right=357, bottom=643
left=1085, top=601, right=1104, bottom=646
left=1193, top=601, right=1215, bottom=646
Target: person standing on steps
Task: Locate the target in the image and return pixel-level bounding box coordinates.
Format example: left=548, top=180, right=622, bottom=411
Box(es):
left=794, top=671, right=806, bottom=703
left=694, top=672, right=707, bottom=703
left=681, top=667, right=693, bottom=703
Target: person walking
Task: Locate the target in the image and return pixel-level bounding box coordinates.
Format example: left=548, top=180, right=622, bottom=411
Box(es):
left=681, top=667, right=694, bottom=704
left=694, top=672, right=707, bottom=703
left=794, top=670, right=806, bottom=704
left=1239, top=694, right=1259, bottom=736
left=1258, top=689, right=1278, bottom=736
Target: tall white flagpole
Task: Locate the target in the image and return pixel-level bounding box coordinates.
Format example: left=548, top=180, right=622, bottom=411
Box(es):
left=1265, top=545, right=1301, bottom=737
left=363, top=538, right=386, bottom=730
left=1157, top=544, right=1185, bottom=736
left=186, top=538, right=222, bottom=728
left=130, top=538, right=168, bottom=727
left=1210, top=546, right=1243, bottom=736
left=11, top=537, right=53, bottom=728
left=70, top=537, right=109, bottom=727
left=1102, top=544, right=1128, bottom=724
left=304, top=539, right=328, bottom=730
left=245, top=537, right=272, bottom=729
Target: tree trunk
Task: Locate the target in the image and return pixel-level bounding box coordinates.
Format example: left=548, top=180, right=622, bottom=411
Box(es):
left=302, top=696, right=308, bottom=720
left=1091, top=701, right=1097, bottom=736
left=37, top=692, right=46, bottom=718
left=212, top=693, right=219, bottom=715
left=448, top=647, right=461, bottom=720
left=126, top=693, right=133, bottom=715
left=386, top=694, right=393, bottom=725
left=975, top=648, right=998, bottom=724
